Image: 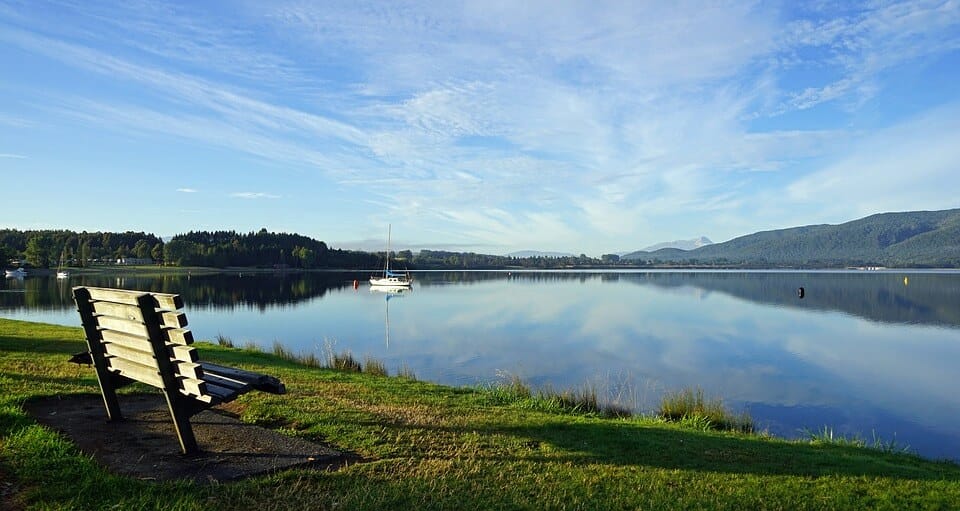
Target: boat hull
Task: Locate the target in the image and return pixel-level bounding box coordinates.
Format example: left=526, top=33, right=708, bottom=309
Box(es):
left=369, top=277, right=412, bottom=287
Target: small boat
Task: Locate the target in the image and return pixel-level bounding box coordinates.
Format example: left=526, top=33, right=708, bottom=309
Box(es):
left=370, top=225, right=412, bottom=288
left=56, top=249, right=70, bottom=278
left=5, top=268, right=27, bottom=277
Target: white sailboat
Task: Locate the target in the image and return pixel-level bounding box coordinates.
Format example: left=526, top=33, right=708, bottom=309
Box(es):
left=369, top=225, right=412, bottom=288
left=56, top=249, right=70, bottom=279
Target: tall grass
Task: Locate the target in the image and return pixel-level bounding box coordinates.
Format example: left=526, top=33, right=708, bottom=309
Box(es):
left=215, top=333, right=235, bottom=347
left=658, top=386, right=754, bottom=433
left=489, top=372, right=634, bottom=418
left=804, top=426, right=913, bottom=455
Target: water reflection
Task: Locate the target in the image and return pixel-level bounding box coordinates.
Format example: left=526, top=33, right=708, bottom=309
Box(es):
left=2, top=270, right=960, bottom=461
left=4, top=270, right=957, bottom=328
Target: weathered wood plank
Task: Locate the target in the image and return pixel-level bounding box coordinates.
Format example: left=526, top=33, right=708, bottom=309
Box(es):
left=163, top=328, right=194, bottom=345
left=202, top=372, right=250, bottom=392
left=106, top=357, right=164, bottom=388
left=151, top=292, right=183, bottom=310
left=200, top=362, right=286, bottom=394
left=103, top=342, right=159, bottom=369
left=96, top=316, right=149, bottom=338
left=100, top=329, right=153, bottom=352
left=173, top=361, right=204, bottom=380
left=90, top=301, right=144, bottom=322
left=168, top=344, right=198, bottom=363
left=159, top=311, right=188, bottom=328
left=82, top=287, right=147, bottom=306
left=203, top=381, right=236, bottom=402
left=177, top=376, right=209, bottom=398
left=81, top=286, right=184, bottom=311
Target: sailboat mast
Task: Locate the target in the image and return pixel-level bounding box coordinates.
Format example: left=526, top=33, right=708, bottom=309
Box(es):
left=385, top=224, right=392, bottom=274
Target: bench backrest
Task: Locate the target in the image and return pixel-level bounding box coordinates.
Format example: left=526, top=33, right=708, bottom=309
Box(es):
left=73, top=286, right=217, bottom=403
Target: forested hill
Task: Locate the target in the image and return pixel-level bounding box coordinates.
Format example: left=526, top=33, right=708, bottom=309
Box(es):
left=623, top=209, right=960, bottom=267
left=0, top=228, right=378, bottom=269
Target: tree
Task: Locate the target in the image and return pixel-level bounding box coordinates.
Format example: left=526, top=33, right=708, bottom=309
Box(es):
left=163, top=240, right=196, bottom=266
left=0, top=244, right=11, bottom=268
left=133, top=239, right=152, bottom=259
left=151, top=243, right=164, bottom=263
left=24, top=235, right=55, bottom=268
left=601, top=253, right=620, bottom=264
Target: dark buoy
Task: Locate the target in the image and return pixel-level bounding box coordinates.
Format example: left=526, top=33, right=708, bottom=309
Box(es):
left=797, top=287, right=805, bottom=299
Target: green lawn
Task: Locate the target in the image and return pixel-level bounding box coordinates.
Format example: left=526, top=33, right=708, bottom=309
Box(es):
left=2, top=317, right=959, bottom=510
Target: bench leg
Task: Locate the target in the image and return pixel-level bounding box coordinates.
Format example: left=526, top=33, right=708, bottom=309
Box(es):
left=162, top=391, right=199, bottom=454
left=94, top=369, right=123, bottom=422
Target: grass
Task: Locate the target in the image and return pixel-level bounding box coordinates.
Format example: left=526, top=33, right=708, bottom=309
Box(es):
left=2, top=317, right=960, bottom=510
left=804, top=426, right=913, bottom=455
left=658, top=386, right=755, bottom=433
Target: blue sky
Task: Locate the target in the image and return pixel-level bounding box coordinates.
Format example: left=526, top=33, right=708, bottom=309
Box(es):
left=1, top=1, right=959, bottom=255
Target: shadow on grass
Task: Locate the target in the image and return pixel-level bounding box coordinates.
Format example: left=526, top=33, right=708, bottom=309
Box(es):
left=383, top=418, right=960, bottom=481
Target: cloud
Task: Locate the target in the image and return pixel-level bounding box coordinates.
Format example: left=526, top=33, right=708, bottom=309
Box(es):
left=176, top=188, right=198, bottom=193
left=230, top=192, right=281, bottom=200
left=787, top=102, right=960, bottom=221
left=0, top=153, right=27, bottom=159
left=2, top=2, right=959, bottom=251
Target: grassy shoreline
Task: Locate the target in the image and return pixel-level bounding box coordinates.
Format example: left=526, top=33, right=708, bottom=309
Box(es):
left=2, top=318, right=959, bottom=510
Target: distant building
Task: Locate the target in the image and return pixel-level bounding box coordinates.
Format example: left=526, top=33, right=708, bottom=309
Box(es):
left=117, top=257, right=154, bottom=265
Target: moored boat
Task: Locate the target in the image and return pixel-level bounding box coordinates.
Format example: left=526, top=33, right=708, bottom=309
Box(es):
left=370, top=225, right=412, bottom=288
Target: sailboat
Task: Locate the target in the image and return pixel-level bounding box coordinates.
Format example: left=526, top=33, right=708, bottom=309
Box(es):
left=56, top=249, right=70, bottom=279
left=369, top=225, right=412, bottom=288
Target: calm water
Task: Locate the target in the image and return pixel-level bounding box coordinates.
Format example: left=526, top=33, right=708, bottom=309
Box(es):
left=3, top=270, right=960, bottom=461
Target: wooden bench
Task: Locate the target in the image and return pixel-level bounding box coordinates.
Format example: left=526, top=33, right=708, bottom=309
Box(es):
left=72, top=286, right=286, bottom=454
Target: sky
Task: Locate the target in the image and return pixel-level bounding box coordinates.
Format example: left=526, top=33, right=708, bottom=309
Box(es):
left=1, top=1, right=959, bottom=255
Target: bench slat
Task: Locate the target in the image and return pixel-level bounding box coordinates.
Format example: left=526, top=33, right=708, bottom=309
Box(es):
left=203, top=381, right=237, bottom=402
left=103, top=342, right=159, bottom=369
left=177, top=376, right=209, bottom=398
left=169, top=344, right=198, bottom=363
left=151, top=293, right=183, bottom=311
left=200, top=362, right=286, bottom=394
left=203, top=373, right=251, bottom=392
left=100, top=329, right=153, bottom=352
left=90, top=301, right=145, bottom=322
left=160, top=311, right=188, bottom=328
left=83, top=287, right=183, bottom=310
left=84, top=287, right=149, bottom=306
left=96, top=316, right=149, bottom=338
left=174, top=361, right=204, bottom=380
left=106, top=357, right=164, bottom=388
left=163, top=328, right=194, bottom=345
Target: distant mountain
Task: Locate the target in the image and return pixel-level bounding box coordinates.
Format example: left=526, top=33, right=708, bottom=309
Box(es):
left=622, top=209, right=960, bottom=267
left=642, top=236, right=713, bottom=252
left=507, top=250, right=576, bottom=258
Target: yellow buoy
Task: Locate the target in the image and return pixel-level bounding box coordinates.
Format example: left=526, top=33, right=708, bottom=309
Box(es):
left=904, top=276, right=909, bottom=286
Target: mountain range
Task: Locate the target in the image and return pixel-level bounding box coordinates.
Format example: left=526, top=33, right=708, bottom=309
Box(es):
left=641, top=236, right=713, bottom=252
left=622, top=208, right=960, bottom=267
left=506, top=250, right=576, bottom=258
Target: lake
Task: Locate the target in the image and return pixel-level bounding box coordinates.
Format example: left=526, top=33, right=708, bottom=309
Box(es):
left=3, top=269, right=960, bottom=462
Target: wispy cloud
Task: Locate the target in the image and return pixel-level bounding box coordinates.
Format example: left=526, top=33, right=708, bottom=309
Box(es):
left=176, top=188, right=198, bottom=193
left=0, top=153, right=27, bottom=159
left=231, top=192, right=281, bottom=200
left=1, top=1, right=958, bottom=251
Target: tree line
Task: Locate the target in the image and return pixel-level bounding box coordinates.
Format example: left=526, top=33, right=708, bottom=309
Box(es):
left=1, top=228, right=625, bottom=270
left=0, top=229, right=164, bottom=269
left=0, top=228, right=383, bottom=270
